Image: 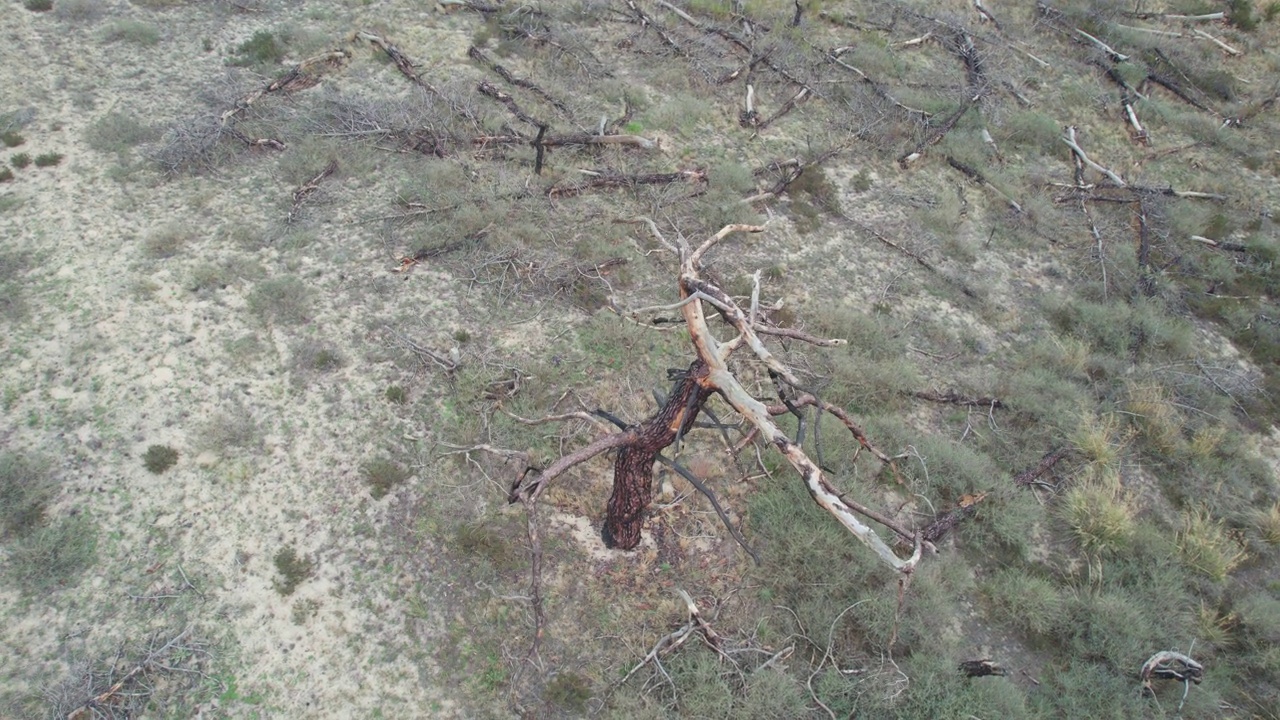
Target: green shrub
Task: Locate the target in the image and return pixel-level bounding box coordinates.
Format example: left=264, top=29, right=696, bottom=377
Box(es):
left=11, top=152, right=32, bottom=168
left=1, top=131, right=25, bottom=148
left=363, top=458, right=409, bottom=499
left=1229, top=0, right=1260, bottom=29
left=142, top=445, right=179, bottom=474
left=232, top=30, right=285, bottom=67
left=0, top=453, right=56, bottom=540
left=0, top=167, right=11, bottom=183
left=272, top=545, right=314, bottom=596
left=24, top=0, right=53, bottom=12
left=34, top=152, right=64, bottom=167
left=102, top=20, right=162, bottom=45
left=6, top=515, right=98, bottom=593
left=385, top=384, right=407, bottom=404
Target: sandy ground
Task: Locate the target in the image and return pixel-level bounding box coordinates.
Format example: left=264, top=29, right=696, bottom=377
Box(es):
left=0, top=2, right=469, bottom=716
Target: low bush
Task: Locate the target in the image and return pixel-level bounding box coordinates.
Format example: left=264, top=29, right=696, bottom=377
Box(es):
left=142, top=445, right=179, bottom=474
left=363, top=457, right=409, bottom=499
left=0, top=453, right=56, bottom=539
left=272, top=545, right=314, bottom=596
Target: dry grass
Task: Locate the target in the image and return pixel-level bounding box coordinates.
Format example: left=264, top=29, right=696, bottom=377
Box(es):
left=1177, top=506, right=1248, bottom=581
left=1062, top=476, right=1136, bottom=554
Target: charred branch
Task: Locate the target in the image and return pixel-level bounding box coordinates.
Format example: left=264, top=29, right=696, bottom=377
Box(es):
left=1013, top=448, right=1068, bottom=487
left=548, top=168, right=706, bottom=198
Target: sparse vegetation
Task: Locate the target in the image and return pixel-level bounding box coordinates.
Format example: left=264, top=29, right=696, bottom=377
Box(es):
left=248, top=277, right=315, bottom=325
left=101, top=19, right=162, bottom=46
left=85, top=112, right=157, bottom=153
left=3, top=1, right=1280, bottom=717
left=54, top=0, right=106, bottom=22
left=143, top=224, right=191, bottom=259
left=6, top=514, right=98, bottom=594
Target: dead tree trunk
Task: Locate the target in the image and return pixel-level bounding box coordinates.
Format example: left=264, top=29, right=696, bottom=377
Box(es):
left=603, top=361, right=715, bottom=549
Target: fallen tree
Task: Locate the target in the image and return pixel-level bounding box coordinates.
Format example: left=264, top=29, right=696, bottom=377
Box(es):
left=507, top=221, right=924, bottom=573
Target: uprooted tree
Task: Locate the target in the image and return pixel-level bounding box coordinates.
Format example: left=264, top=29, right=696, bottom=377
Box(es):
left=505, top=220, right=924, bottom=574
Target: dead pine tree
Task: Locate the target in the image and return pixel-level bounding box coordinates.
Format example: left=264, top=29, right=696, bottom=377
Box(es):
left=505, top=221, right=925, bottom=572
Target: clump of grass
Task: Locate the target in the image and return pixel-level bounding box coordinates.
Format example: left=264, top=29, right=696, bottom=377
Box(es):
left=24, top=0, right=53, bottom=12
left=1254, top=501, right=1280, bottom=546
left=232, top=30, right=285, bottom=67
left=1061, top=477, right=1135, bottom=554
left=200, top=406, right=263, bottom=454
left=11, top=152, right=32, bottom=169
left=289, top=340, right=344, bottom=384
left=143, top=224, right=191, bottom=259
left=6, top=515, right=98, bottom=594
left=54, top=0, right=106, bottom=21
left=1070, top=412, right=1127, bottom=477
left=0, top=167, right=12, bottom=183
left=142, top=445, right=179, bottom=474
left=85, top=112, right=157, bottom=154
left=1, top=131, right=25, bottom=148
left=981, top=569, right=1062, bottom=637
left=248, top=277, right=315, bottom=325
left=1177, top=506, right=1247, bottom=581
left=102, top=20, right=161, bottom=45
left=1125, top=381, right=1181, bottom=453
left=544, top=672, right=591, bottom=714
left=1001, top=110, right=1061, bottom=156
left=851, top=168, right=873, bottom=192
left=272, top=545, right=314, bottom=596
left=454, top=521, right=516, bottom=569
left=384, top=384, right=407, bottom=404
left=0, top=453, right=56, bottom=539
left=362, top=458, right=409, bottom=499
left=786, top=167, right=838, bottom=235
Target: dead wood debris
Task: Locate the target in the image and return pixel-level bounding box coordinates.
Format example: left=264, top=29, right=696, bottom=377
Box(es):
left=288, top=159, right=337, bottom=224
